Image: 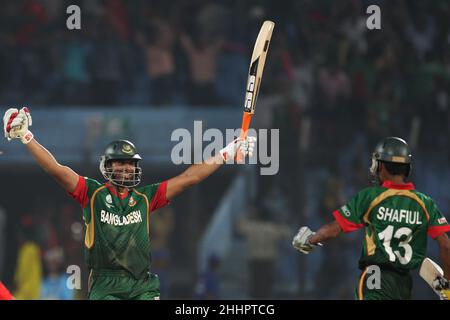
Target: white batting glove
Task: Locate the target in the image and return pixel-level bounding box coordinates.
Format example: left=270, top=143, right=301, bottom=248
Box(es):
left=3, top=108, right=19, bottom=141
left=292, top=226, right=318, bottom=254
left=3, top=107, right=34, bottom=144
left=220, top=136, right=256, bottom=163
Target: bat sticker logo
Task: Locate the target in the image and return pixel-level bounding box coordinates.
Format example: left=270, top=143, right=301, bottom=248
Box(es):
left=245, top=75, right=256, bottom=112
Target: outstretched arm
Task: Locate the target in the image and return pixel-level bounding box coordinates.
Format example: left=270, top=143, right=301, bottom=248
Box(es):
left=166, top=154, right=223, bottom=200
left=4, top=107, right=79, bottom=193
left=436, top=233, right=450, bottom=279
left=25, top=139, right=79, bottom=193
left=309, top=221, right=342, bottom=245
left=166, top=137, right=256, bottom=200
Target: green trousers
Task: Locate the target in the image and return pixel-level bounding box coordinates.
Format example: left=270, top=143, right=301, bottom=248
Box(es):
left=355, top=266, right=412, bottom=300
left=88, top=269, right=160, bottom=300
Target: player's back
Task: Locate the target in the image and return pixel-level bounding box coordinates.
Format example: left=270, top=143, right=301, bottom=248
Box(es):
left=362, top=186, right=430, bottom=270
left=334, top=180, right=449, bottom=273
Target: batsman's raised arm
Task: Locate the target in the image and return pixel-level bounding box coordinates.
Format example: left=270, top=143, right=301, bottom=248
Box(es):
left=166, top=137, right=256, bottom=200
left=25, top=139, right=79, bottom=193
left=3, top=107, right=79, bottom=193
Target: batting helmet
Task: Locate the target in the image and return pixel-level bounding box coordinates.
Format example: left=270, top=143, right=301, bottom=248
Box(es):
left=99, top=140, right=142, bottom=188
left=369, top=137, right=412, bottom=184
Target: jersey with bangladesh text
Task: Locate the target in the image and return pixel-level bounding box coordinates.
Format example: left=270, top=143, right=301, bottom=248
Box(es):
left=333, top=180, right=450, bottom=272
left=69, top=176, right=169, bottom=279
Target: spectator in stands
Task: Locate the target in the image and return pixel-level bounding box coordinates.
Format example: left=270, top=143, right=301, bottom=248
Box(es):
left=144, top=18, right=177, bottom=106
left=237, top=205, right=291, bottom=299
left=88, top=17, right=123, bottom=105
left=404, top=12, right=436, bottom=62
left=59, top=32, right=91, bottom=105
left=180, top=32, right=223, bottom=106
left=41, top=246, right=73, bottom=300
left=317, top=60, right=351, bottom=110
left=195, top=254, right=221, bottom=300
left=13, top=216, right=42, bottom=300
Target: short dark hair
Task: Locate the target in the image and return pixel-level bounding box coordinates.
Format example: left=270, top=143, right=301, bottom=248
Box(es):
left=381, top=161, right=410, bottom=177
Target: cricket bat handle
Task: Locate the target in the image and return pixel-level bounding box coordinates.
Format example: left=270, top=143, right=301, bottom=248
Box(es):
left=236, top=112, right=253, bottom=163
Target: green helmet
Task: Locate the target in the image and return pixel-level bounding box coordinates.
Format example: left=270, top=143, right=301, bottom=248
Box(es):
left=369, top=137, right=412, bottom=183
left=99, top=140, right=142, bottom=188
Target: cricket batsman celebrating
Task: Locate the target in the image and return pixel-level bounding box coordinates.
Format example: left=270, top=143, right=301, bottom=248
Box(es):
left=292, top=137, right=450, bottom=299
left=3, top=107, right=256, bottom=300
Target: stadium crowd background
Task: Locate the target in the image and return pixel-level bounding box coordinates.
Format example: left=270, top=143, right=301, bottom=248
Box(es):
left=0, top=0, right=449, bottom=299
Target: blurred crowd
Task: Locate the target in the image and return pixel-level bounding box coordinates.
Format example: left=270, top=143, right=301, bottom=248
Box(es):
left=1, top=0, right=450, bottom=299
left=0, top=0, right=258, bottom=106
left=0, top=0, right=448, bottom=140
left=1, top=199, right=175, bottom=300
left=4, top=203, right=83, bottom=299
left=0, top=0, right=448, bottom=147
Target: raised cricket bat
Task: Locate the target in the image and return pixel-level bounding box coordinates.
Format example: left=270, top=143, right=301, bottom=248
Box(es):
left=237, top=20, right=275, bottom=162
left=419, top=257, right=450, bottom=300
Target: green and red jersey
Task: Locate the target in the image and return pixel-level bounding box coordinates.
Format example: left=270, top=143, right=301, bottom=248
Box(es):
left=333, top=180, right=450, bottom=272
left=69, top=176, right=169, bottom=279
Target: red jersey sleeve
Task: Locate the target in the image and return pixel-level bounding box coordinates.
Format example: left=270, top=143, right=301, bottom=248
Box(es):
left=67, top=176, right=89, bottom=208
left=427, top=201, right=450, bottom=239
left=333, top=210, right=364, bottom=233
left=149, top=181, right=170, bottom=212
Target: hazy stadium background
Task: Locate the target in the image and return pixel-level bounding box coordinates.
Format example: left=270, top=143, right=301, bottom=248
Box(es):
left=0, top=0, right=449, bottom=299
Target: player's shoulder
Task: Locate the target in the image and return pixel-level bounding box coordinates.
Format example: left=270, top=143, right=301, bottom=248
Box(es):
left=354, top=186, right=383, bottom=198
left=133, top=184, right=148, bottom=194
left=134, top=182, right=158, bottom=192
left=348, top=186, right=390, bottom=207
left=410, top=188, right=430, bottom=199
left=410, top=189, right=437, bottom=206
left=81, top=176, right=104, bottom=188
left=134, top=181, right=165, bottom=196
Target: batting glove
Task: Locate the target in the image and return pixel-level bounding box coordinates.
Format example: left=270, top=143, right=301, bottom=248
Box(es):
left=220, top=136, right=256, bottom=163
left=3, top=107, right=34, bottom=144
left=3, top=108, right=19, bottom=141
left=433, top=276, right=450, bottom=300
left=292, top=226, right=318, bottom=254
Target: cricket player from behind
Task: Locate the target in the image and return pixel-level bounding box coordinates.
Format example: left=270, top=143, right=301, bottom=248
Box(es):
left=292, top=137, right=450, bottom=300
left=3, top=107, right=256, bottom=300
